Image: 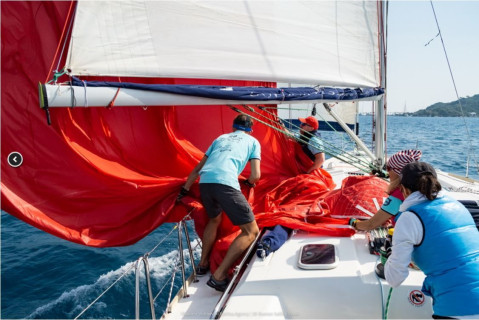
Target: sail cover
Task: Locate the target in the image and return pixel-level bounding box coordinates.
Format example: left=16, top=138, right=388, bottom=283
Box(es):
left=68, top=1, right=381, bottom=88
left=2, top=1, right=384, bottom=247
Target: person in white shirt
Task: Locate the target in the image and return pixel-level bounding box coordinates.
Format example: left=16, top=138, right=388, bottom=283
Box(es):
left=385, top=162, right=479, bottom=318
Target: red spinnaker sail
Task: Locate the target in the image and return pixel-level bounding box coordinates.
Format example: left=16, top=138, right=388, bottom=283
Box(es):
left=1, top=1, right=387, bottom=248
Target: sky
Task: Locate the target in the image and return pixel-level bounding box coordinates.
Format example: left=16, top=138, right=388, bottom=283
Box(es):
left=363, top=0, right=479, bottom=113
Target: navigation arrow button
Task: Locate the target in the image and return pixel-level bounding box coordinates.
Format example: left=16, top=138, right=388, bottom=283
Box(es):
left=7, top=152, right=23, bottom=168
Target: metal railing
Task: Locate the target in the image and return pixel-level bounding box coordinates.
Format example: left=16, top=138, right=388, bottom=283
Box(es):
left=210, top=230, right=263, bottom=319
left=73, top=212, right=262, bottom=320
left=134, top=256, right=156, bottom=319
left=74, top=212, right=198, bottom=320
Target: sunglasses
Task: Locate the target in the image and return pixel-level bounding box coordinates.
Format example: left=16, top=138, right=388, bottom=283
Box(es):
left=300, top=123, right=310, bottom=127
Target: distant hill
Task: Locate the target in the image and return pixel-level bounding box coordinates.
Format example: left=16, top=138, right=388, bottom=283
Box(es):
left=410, top=94, right=479, bottom=117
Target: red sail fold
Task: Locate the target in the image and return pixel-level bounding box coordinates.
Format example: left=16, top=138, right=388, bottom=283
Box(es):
left=1, top=2, right=387, bottom=249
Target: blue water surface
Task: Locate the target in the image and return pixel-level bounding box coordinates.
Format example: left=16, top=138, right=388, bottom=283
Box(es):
left=2, top=116, right=478, bottom=319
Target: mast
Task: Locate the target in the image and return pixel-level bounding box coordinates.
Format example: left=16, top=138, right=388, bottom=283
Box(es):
left=374, top=0, right=388, bottom=169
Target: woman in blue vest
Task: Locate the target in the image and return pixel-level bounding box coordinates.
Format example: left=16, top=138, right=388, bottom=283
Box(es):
left=385, top=162, right=479, bottom=318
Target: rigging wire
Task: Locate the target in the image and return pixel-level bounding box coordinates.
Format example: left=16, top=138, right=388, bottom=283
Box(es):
left=429, top=0, right=479, bottom=177
left=45, top=1, right=76, bottom=84
left=246, top=104, right=375, bottom=170
left=231, top=105, right=375, bottom=174
left=241, top=104, right=369, bottom=170
left=74, top=212, right=197, bottom=319
left=74, top=262, right=136, bottom=319
left=313, top=103, right=359, bottom=147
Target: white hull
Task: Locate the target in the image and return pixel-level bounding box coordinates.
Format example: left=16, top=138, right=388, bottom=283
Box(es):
left=163, top=156, right=479, bottom=319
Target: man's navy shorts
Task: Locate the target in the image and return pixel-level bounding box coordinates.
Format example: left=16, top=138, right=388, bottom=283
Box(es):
left=199, top=183, right=254, bottom=226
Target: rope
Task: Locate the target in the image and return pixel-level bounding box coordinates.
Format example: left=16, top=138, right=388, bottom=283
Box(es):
left=429, top=0, right=479, bottom=177
left=162, top=252, right=180, bottom=310
left=384, top=287, right=393, bottom=319
left=313, top=104, right=359, bottom=147
left=82, top=80, right=88, bottom=108
left=107, top=88, right=121, bottom=109
left=248, top=104, right=372, bottom=168
left=69, top=80, right=76, bottom=108
left=47, top=69, right=67, bottom=84
left=45, top=2, right=76, bottom=84
left=146, top=209, right=194, bottom=257
left=154, top=242, right=195, bottom=305
left=74, top=262, right=136, bottom=319
left=374, top=256, right=386, bottom=319
left=232, top=105, right=375, bottom=173
left=155, top=242, right=203, bottom=310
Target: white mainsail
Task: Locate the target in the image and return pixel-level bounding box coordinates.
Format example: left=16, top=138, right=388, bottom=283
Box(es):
left=67, top=0, right=381, bottom=87
left=42, top=0, right=386, bottom=165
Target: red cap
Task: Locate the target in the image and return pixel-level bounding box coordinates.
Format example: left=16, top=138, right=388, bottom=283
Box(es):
left=298, top=116, right=319, bottom=130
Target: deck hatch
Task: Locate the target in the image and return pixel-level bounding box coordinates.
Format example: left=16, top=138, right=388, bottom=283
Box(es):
left=298, top=244, right=339, bottom=269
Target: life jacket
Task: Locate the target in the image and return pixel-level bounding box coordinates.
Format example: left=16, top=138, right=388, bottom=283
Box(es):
left=408, top=195, right=479, bottom=316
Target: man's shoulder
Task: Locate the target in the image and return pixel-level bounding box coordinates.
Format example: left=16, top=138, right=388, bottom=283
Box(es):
left=232, top=131, right=259, bottom=143
left=308, top=135, right=323, bottom=147
left=249, top=135, right=260, bottom=143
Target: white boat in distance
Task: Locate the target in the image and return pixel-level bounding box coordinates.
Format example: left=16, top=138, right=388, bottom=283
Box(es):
left=2, top=1, right=479, bottom=319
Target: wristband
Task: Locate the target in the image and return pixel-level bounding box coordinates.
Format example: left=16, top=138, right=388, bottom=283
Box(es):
left=177, top=186, right=189, bottom=202
left=179, top=186, right=189, bottom=196
left=243, top=179, right=256, bottom=188
left=349, top=218, right=358, bottom=228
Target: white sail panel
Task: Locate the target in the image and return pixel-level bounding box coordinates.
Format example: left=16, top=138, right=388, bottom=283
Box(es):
left=67, top=1, right=381, bottom=87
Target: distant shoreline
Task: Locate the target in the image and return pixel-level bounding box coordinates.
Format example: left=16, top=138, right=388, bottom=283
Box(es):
left=359, top=113, right=478, bottom=118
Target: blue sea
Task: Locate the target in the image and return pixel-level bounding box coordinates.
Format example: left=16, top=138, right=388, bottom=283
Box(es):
left=2, top=116, right=479, bottom=319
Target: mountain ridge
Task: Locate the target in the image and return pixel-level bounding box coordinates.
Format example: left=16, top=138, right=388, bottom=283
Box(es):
left=409, top=94, right=479, bottom=117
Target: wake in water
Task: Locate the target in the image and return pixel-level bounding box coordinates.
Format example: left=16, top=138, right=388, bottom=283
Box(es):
left=27, top=242, right=201, bottom=319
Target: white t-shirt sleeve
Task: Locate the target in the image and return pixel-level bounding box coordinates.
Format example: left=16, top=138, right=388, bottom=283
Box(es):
left=384, top=211, right=423, bottom=287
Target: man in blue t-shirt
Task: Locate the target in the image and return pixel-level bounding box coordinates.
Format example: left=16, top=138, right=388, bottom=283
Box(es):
left=178, top=114, right=261, bottom=292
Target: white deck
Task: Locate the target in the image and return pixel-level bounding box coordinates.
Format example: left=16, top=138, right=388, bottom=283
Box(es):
left=224, top=232, right=432, bottom=319
left=163, top=156, right=477, bottom=319
left=164, top=232, right=433, bottom=319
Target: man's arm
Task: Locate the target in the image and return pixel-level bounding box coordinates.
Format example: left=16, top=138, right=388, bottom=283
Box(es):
left=183, top=156, right=208, bottom=190
left=247, top=159, right=261, bottom=184
left=307, top=152, right=325, bottom=173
